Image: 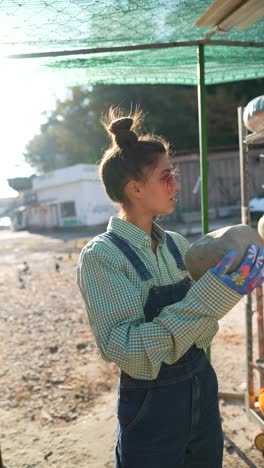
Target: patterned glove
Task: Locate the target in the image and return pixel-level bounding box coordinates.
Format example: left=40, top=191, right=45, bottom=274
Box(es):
left=210, top=243, right=264, bottom=295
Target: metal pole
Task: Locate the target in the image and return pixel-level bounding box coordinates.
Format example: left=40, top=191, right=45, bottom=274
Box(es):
left=6, top=39, right=264, bottom=60
left=256, top=286, right=264, bottom=388
left=197, top=44, right=209, bottom=236
left=238, top=107, right=250, bottom=226
left=238, top=106, right=255, bottom=411
left=197, top=44, right=210, bottom=360
left=257, top=218, right=264, bottom=388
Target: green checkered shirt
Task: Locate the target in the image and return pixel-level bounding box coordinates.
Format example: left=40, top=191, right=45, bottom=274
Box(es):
left=77, top=217, right=242, bottom=380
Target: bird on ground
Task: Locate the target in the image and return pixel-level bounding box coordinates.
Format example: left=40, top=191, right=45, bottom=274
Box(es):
left=18, top=275, right=25, bottom=288
left=22, top=261, right=30, bottom=274
left=17, top=261, right=30, bottom=275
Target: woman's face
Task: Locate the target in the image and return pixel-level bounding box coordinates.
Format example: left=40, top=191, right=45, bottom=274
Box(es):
left=138, top=152, right=181, bottom=216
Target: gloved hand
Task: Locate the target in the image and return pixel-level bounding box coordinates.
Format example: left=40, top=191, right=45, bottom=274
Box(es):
left=210, top=243, right=264, bottom=295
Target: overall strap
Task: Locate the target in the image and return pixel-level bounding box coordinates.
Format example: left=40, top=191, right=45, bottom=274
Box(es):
left=166, top=233, right=187, bottom=271
left=100, top=231, right=152, bottom=281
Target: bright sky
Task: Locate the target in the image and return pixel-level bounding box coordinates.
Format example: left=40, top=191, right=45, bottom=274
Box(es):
left=0, top=59, right=68, bottom=199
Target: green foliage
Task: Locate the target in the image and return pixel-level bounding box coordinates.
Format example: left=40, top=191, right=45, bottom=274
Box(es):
left=24, top=87, right=100, bottom=172
left=23, top=79, right=264, bottom=173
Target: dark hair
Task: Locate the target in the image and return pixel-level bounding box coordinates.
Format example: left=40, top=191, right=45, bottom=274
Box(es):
left=98, top=107, right=170, bottom=204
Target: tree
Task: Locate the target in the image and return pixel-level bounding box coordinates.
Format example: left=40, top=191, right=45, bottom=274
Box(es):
left=24, top=87, right=103, bottom=172
left=23, top=79, right=264, bottom=173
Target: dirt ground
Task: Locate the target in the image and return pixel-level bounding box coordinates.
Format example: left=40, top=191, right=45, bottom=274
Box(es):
left=0, top=228, right=264, bottom=468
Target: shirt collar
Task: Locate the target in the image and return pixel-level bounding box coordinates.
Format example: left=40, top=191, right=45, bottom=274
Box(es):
left=107, top=216, right=166, bottom=249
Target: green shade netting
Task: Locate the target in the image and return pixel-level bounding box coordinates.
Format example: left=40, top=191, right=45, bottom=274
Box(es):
left=1, top=0, right=264, bottom=85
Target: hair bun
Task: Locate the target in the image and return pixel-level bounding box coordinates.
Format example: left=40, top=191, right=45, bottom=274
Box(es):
left=109, top=117, right=138, bottom=147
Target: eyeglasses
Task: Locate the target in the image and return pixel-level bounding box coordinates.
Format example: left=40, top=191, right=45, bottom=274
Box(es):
left=164, top=171, right=179, bottom=191
left=146, top=168, right=179, bottom=191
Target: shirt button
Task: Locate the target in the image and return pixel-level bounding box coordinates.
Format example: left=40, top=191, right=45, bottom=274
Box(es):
left=152, top=287, right=159, bottom=294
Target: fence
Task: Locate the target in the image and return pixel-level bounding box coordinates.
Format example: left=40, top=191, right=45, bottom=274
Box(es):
left=167, top=146, right=264, bottom=223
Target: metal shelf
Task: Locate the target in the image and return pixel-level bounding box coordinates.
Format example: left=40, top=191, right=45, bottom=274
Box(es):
left=245, top=130, right=264, bottom=145
left=250, top=362, right=264, bottom=378
left=238, top=106, right=264, bottom=433
left=248, top=408, right=264, bottom=429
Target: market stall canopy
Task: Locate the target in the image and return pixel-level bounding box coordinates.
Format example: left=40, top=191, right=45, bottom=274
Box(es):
left=1, top=0, right=264, bottom=86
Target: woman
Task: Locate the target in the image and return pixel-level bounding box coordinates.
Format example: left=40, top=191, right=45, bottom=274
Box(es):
left=77, top=109, right=264, bottom=468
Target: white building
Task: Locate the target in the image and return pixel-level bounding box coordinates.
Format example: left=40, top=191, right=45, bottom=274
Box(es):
left=26, top=164, right=116, bottom=228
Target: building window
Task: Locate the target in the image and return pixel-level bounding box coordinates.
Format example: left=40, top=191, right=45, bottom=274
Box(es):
left=60, top=201, right=76, bottom=218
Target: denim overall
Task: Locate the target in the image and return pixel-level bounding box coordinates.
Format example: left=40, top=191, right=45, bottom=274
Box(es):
left=103, top=231, right=223, bottom=468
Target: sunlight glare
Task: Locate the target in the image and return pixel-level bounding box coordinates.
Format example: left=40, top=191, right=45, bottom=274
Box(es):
left=0, top=58, right=68, bottom=198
